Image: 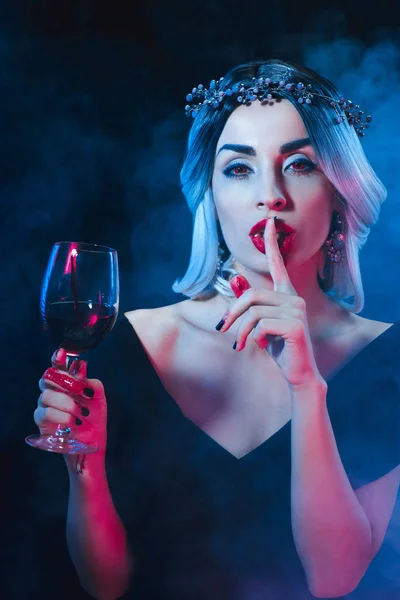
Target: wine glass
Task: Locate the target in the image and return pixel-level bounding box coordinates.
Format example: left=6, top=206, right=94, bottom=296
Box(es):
left=25, top=241, right=119, bottom=454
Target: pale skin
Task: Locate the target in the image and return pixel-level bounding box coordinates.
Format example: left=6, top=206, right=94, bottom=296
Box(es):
left=34, top=98, right=400, bottom=598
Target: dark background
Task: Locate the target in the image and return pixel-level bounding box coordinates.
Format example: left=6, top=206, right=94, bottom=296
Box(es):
left=1, top=1, right=400, bottom=598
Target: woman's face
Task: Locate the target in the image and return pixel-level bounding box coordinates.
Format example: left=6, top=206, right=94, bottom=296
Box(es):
left=212, top=99, right=335, bottom=275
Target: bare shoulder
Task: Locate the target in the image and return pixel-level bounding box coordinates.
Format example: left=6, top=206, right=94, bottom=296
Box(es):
left=356, top=316, right=394, bottom=342
left=122, top=296, right=227, bottom=368
left=123, top=296, right=222, bottom=340
left=341, top=315, right=395, bottom=357
left=123, top=303, right=184, bottom=366
left=124, top=304, right=178, bottom=331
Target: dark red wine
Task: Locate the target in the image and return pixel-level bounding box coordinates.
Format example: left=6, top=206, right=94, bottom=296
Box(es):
left=43, top=301, right=117, bottom=353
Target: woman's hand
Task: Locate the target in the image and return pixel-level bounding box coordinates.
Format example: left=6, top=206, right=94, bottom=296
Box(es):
left=217, top=217, right=325, bottom=390
left=34, top=348, right=108, bottom=457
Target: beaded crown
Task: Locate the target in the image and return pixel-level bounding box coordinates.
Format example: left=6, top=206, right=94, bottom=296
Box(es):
left=184, top=70, right=372, bottom=137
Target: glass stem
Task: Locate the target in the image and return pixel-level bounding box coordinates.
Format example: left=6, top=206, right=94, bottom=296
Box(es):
left=55, top=353, right=80, bottom=436
left=66, top=353, right=80, bottom=370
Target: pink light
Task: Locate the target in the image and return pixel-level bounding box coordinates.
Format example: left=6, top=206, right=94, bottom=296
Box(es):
left=86, top=314, right=98, bottom=328
left=63, top=243, right=78, bottom=275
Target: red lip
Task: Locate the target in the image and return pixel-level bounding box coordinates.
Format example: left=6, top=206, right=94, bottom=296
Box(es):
left=250, top=233, right=295, bottom=255
left=249, top=218, right=295, bottom=237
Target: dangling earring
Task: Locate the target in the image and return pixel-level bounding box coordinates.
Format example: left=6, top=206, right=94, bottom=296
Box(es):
left=318, top=210, right=346, bottom=292
left=325, top=210, right=346, bottom=263
left=216, top=243, right=225, bottom=277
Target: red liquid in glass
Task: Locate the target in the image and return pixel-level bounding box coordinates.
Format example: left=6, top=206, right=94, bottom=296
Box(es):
left=44, top=301, right=117, bottom=353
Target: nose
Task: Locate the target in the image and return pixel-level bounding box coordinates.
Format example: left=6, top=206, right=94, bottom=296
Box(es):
left=257, top=193, right=286, bottom=211
left=256, top=171, right=287, bottom=211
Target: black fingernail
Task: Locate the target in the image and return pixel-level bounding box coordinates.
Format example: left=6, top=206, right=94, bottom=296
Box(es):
left=215, top=319, right=225, bottom=331
left=84, top=387, right=94, bottom=398
left=75, top=418, right=82, bottom=426
left=81, top=407, right=90, bottom=417
left=233, top=341, right=237, bottom=350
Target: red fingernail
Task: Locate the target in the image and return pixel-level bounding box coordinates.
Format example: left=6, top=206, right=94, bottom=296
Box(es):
left=43, top=368, right=85, bottom=395
left=70, top=360, right=82, bottom=375
left=51, top=349, right=61, bottom=363
left=231, top=275, right=251, bottom=298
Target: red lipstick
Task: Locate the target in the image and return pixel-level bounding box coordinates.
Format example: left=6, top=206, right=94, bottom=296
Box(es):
left=249, top=218, right=296, bottom=255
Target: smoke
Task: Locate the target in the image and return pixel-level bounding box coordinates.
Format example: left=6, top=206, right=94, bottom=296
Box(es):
left=302, top=35, right=400, bottom=312
left=0, top=5, right=399, bottom=598
left=303, top=32, right=400, bottom=599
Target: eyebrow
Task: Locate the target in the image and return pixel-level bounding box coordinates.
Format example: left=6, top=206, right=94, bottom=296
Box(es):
left=216, top=138, right=311, bottom=157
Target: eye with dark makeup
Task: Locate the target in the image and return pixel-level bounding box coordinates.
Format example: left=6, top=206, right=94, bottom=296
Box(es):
left=222, top=163, right=253, bottom=180
left=286, top=158, right=317, bottom=176
left=223, top=157, right=317, bottom=180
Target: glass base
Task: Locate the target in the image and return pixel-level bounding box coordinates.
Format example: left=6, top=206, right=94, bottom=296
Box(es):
left=25, top=432, right=99, bottom=454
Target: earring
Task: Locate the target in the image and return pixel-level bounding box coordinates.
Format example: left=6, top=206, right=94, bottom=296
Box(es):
left=317, top=210, right=346, bottom=292
left=325, top=211, right=345, bottom=263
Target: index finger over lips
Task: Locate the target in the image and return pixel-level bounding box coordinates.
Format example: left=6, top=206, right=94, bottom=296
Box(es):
left=263, top=217, right=297, bottom=295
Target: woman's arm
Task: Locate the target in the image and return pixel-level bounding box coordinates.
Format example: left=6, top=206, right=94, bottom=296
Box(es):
left=65, top=454, right=134, bottom=600
left=290, top=380, right=374, bottom=598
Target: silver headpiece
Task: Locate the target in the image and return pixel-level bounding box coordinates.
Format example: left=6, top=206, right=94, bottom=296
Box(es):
left=184, top=70, right=372, bottom=137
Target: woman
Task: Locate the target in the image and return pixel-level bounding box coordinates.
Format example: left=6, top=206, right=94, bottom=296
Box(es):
left=34, top=59, right=400, bottom=599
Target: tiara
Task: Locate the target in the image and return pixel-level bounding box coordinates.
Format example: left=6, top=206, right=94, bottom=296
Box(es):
left=184, top=70, right=372, bottom=137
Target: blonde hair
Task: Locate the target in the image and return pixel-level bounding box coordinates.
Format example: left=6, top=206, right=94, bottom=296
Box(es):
left=172, top=59, right=387, bottom=313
